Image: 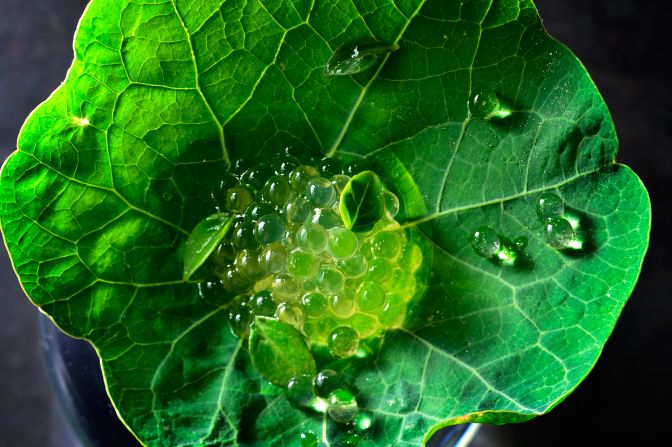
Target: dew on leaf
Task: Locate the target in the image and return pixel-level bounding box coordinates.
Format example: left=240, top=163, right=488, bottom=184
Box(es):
left=537, top=193, right=565, bottom=220
left=471, top=226, right=501, bottom=258
left=314, top=369, right=340, bottom=398
left=469, top=89, right=512, bottom=120
left=328, top=326, right=360, bottom=358
left=327, top=389, right=358, bottom=423
left=544, top=216, right=579, bottom=250
left=277, top=301, right=305, bottom=326
left=324, top=41, right=400, bottom=77
left=513, top=236, right=529, bottom=251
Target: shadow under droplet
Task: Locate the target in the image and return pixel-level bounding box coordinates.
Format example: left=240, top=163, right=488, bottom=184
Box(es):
left=558, top=208, right=599, bottom=258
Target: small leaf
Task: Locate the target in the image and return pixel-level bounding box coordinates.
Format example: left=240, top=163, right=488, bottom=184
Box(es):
left=339, top=170, right=385, bottom=231
left=324, top=41, right=399, bottom=77
left=183, top=213, right=233, bottom=280
left=249, top=317, right=316, bottom=387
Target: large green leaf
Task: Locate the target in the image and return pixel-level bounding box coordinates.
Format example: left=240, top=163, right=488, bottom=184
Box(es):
left=0, top=0, right=650, bottom=446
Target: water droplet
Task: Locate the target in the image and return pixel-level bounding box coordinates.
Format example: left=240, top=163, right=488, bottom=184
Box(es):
left=251, top=290, right=276, bottom=317
left=544, top=217, right=576, bottom=249
left=255, top=214, right=285, bottom=244
left=471, top=226, right=501, bottom=258
left=286, top=375, right=315, bottom=407
left=324, top=41, right=400, bottom=77
left=327, top=389, right=358, bottom=423
left=277, top=301, right=305, bottom=326
left=271, top=275, right=299, bottom=299
left=314, top=369, right=340, bottom=397
left=262, top=175, right=293, bottom=207
left=371, top=231, right=402, bottom=259
left=301, top=292, right=328, bottom=317
left=356, top=282, right=386, bottom=312
left=225, top=186, right=255, bottom=213
left=287, top=249, right=319, bottom=278
left=537, top=193, right=564, bottom=220
left=327, top=228, right=359, bottom=259
left=260, top=242, right=287, bottom=273
left=329, top=289, right=355, bottom=318
left=317, top=265, right=345, bottom=293
left=297, top=223, right=328, bottom=253
left=513, top=236, right=528, bottom=251
left=328, top=326, right=360, bottom=358
left=383, top=190, right=400, bottom=217
left=245, top=202, right=275, bottom=222
left=290, top=165, right=319, bottom=191
left=469, top=89, right=512, bottom=120
left=306, top=177, right=336, bottom=207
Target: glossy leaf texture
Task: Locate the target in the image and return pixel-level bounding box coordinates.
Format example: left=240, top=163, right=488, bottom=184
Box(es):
left=340, top=171, right=385, bottom=231
left=183, top=212, right=232, bottom=280
left=0, top=1, right=650, bottom=447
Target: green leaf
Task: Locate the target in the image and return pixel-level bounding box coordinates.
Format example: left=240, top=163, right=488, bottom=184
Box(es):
left=0, top=0, right=651, bottom=446
left=183, top=212, right=232, bottom=280
left=340, top=170, right=385, bottom=231
left=249, top=317, right=317, bottom=387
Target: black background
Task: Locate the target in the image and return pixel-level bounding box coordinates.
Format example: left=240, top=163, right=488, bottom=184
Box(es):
left=1, top=1, right=670, bottom=445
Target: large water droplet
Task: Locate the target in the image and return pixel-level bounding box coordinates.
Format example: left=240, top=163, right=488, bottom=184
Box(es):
left=354, top=411, right=373, bottom=431
left=286, top=375, right=316, bottom=407
left=471, top=226, right=501, bottom=258
left=324, top=41, right=400, bottom=77
left=544, top=216, right=578, bottom=249
left=327, top=389, right=358, bottom=423
left=328, top=326, right=360, bottom=358
left=537, top=193, right=565, bottom=220
left=469, top=89, right=512, bottom=120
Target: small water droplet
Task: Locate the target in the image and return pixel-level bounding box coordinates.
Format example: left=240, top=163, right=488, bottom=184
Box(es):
left=324, top=41, right=400, bottom=77
left=300, top=431, right=319, bottom=447
left=327, top=389, right=358, bottom=423
left=469, top=89, right=512, bottom=120
left=544, top=217, right=578, bottom=249
left=513, top=236, right=528, bottom=251
left=314, top=369, right=340, bottom=397
left=537, top=193, right=564, bottom=220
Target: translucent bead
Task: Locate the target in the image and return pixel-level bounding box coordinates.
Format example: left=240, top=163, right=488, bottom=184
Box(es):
left=260, top=242, right=287, bottom=274
left=225, top=186, right=255, bottom=213
left=277, top=301, right=305, bottom=326
left=289, top=165, right=319, bottom=191
left=316, top=265, right=344, bottom=293
left=327, top=228, right=358, bottom=259
left=286, top=375, right=315, bottom=407
left=544, top=216, right=576, bottom=249
left=471, top=226, right=501, bottom=258
left=337, top=253, right=368, bottom=278
left=365, top=258, right=393, bottom=283
left=399, top=243, right=423, bottom=272
left=327, top=389, right=358, bottom=423
left=331, top=174, right=351, bottom=194
left=251, top=290, right=276, bottom=317
left=537, top=193, right=565, bottom=220
left=383, top=190, right=400, bottom=217
left=219, top=267, right=249, bottom=294
left=314, top=369, right=340, bottom=397
left=240, top=165, right=274, bottom=191
left=271, top=275, right=299, bottom=300
left=235, top=248, right=265, bottom=280
left=262, top=175, right=293, bottom=207
left=296, top=223, right=327, bottom=254
left=212, top=173, right=239, bottom=210
left=329, top=289, right=355, bottom=318
left=232, top=222, right=259, bottom=250
left=245, top=202, right=275, bottom=222
left=306, top=177, right=336, bottom=207
left=371, top=231, right=402, bottom=259
left=301, top=292, right=328, bottom=317
left=255, top=214, right=285, bottom=244
left=197, top=278, right=228, bottom=306
left=378, top=293, right=405, bottom=327
left=356, top=282, right=386, bottom=312
left=282, top=198, right=312, bottom=224
left=287, top=250, right=319, bottom=279
left=229, top=301, right=253, bottom=337
left=212, top=241, right=236, bottom=266
left=309, top=208, right=342, bottom=229
left=275, top=156, right=299, bottom=175
left=328, top=326, right=360, bottom=358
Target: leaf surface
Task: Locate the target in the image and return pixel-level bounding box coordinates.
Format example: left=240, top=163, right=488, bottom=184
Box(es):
left=0, top=0, right=650, bottom=446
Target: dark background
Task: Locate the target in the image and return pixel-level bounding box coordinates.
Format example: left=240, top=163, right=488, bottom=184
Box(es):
left=0, top=0, right=669, bottom=445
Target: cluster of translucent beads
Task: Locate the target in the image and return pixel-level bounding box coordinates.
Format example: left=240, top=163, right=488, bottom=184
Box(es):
left=205, top=155, right=423, bottom=358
